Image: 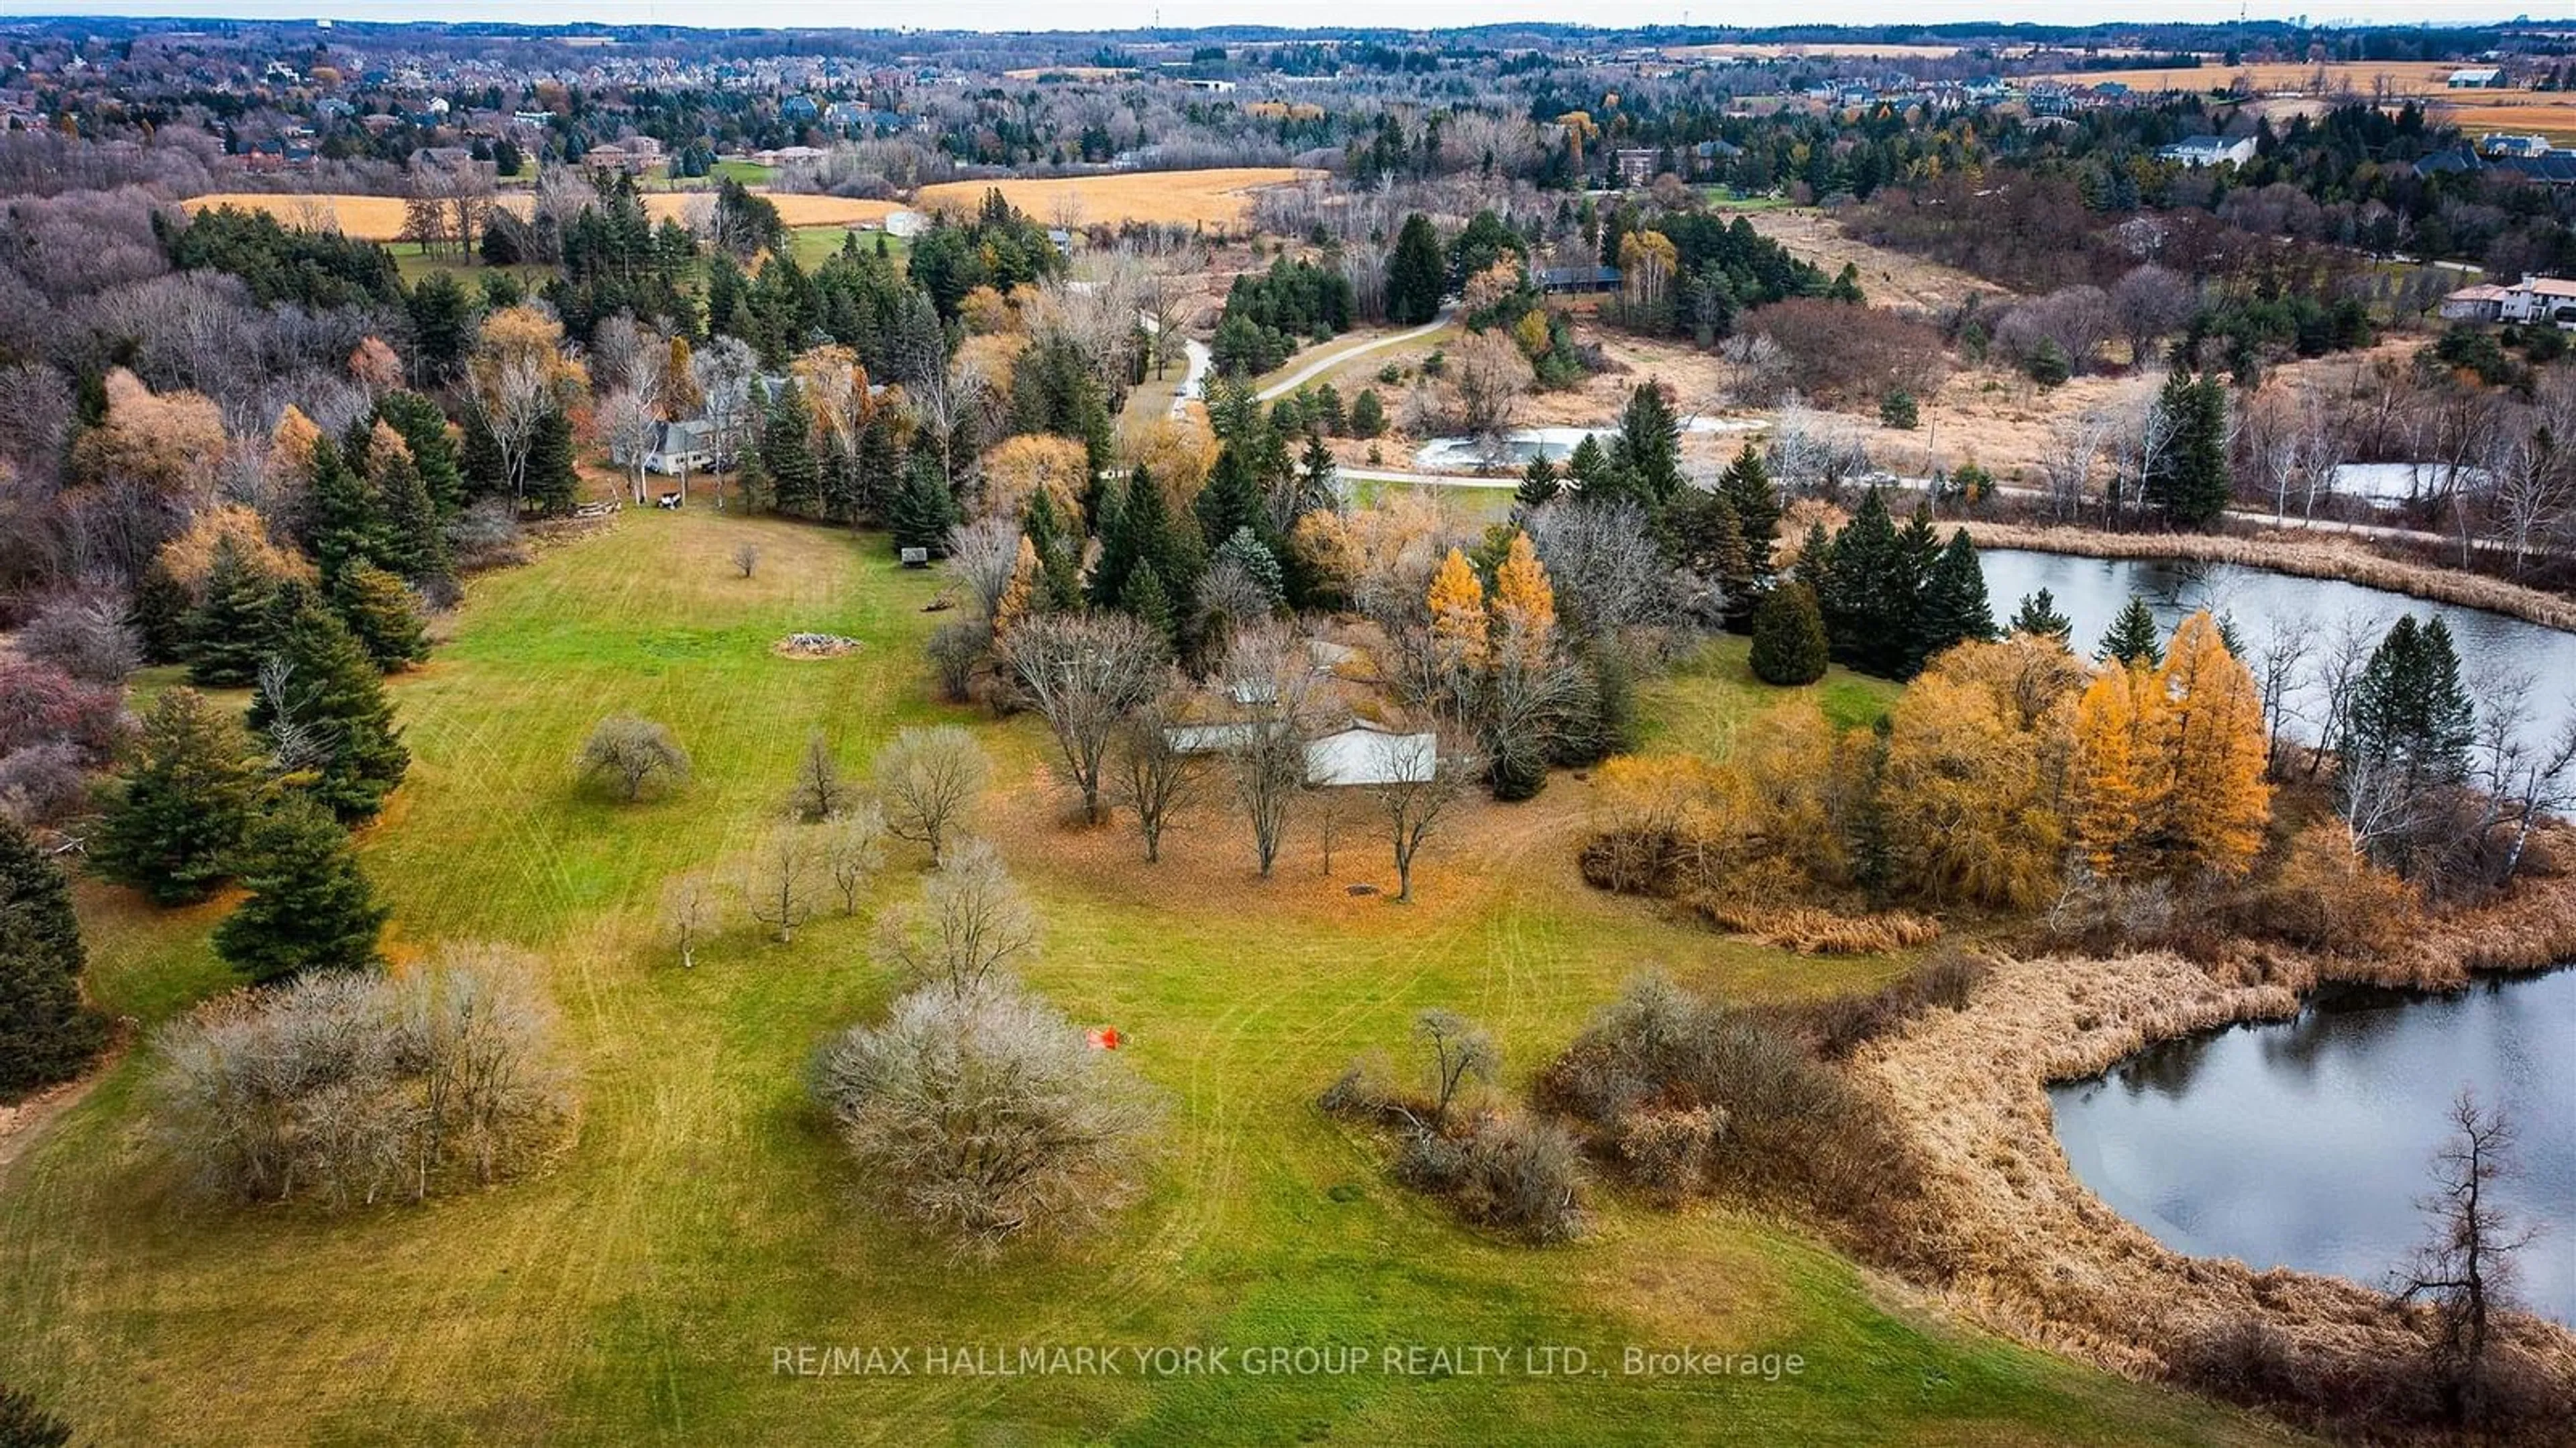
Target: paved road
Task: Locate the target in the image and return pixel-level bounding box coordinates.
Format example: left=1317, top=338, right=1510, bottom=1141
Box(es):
left=1256, top=308, right=1454, bottom=402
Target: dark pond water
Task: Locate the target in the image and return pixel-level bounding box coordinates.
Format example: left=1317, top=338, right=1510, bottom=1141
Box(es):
left=1977, top=549, right=2576, bottom=749
left=2049, top=968, right=2576, bottom=1325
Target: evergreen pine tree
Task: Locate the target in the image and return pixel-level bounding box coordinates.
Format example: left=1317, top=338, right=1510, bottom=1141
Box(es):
left=211, top=795, right=388, bottom=984
left=2008, top=588, right=2074, bottom=643
left=1748, top=581, right=1830, bottom=686
left=377, top=391, right=465, bottom=512
left=1610, top=382, right=1684, bottom=506
left=1563, top=433, right=1611, bottom=495
left=1120, top=562, right=1178, bottom=650
left=523, top=407, right=579, bottom=516
left=334, top=563, right=431, bottom=671
left=1347, top=388, right=1387, bottom=439
left=1792, top=519, right=1833, bottom=597
left=185, top=536, right=280, bottom=688
left=2099, top=595, right=2165, bottom=668
left=2144, top=370, right=2232, bottom=527
left=458, top=407, right=510, bottom=501
left=2347, top=615, right=2475, bottom=789
left=304, top=441, right=385, bottom=590
left=1914, top=529, right=1996, bottom=670
left=759, top=380, right=822, bottom=517
left=1387, top=213, right=1447, bottom=325
left=887, top=448, right=961, bottom=557
left=372, top=443, right=452, bottom=586
left=250, top=591, right=410, bottom=822
left=1298, top=429, right=1337, bottom=513
left=1091, top=465, right=1201, bottom=611
left=1516, top=454, right=1561, bottom=511
left=93, top=687, right=264, bottom=907
left=1818, top=488, right=1913, bottom=678
left=0, top=816, right=104, bottom=1098
left=129, top=559, right=193, bottom=665
left=1715, top=442, right=1780, bottom=582
left=1021, top=489, right=1085, bottom=612
left=1195, top=444, right=1267, bottom=554
left=1215, top=526, right=1286, bottom=611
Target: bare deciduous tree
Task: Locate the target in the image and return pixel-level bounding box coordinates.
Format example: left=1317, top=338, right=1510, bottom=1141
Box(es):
left=822, top=804, right=889, bottom=917
left=873, top=838, right=1038, bottom=998
left=1370, top=733, right=1478, bottom=903
left=2391, top=1090, right=2537, bottom=1426
left=786, top=730, right=852, bottom=823
left=660, top=870, right=717, bottom=969
left=744, top=826, right=823, bottom=943
left=945, top=515, right=1023, bottom=623
left=577, top=715, right=691, bottom=802
left=598, top=384, right=659, bottom=506
left=874, top=725, right=988, bottom=865
left=1106, top=686, right=1206, bottom=862
left=1221, top=624, right=1318, bottom=879
left=1413, top=1007, right=1499, bottom=1127
left=1001, top=612, right=1168, bottom=825
left=732, top=541, right=761, bottom=578
left=152, top=945, right=571, bottom=1206
left=809, top=982, right=1161, bottom=1254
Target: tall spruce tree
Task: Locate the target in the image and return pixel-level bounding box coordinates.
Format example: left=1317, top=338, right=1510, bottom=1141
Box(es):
left=304, top=440, right=386, bottom=589
left=250, top=591, right=409, bottom=822
left=0, top=817, right=104, bottom=1098
left=1387, top=213, right=1447, bottom=325
left=184, top=535, right=280, bottom=688
left=334, top=563, right=431, bottom=672
left=372, top=442, right=452, bottom=586
left=2144, top=370, right=2232, bottom=527
left=1818, top=488, right=1915, bottom=678
left=1516, top=454, right=1561, bottom=512
left=887, top=447, right=960, bottom=557
left=1194, top=444, right=1267, bottom=554
left=376, top=390, right=465, bottom=512
left=2347, top=615, right=2475, bottom=789
left=1715, top=442, right=1781, bottom=583
left=211, top=795, right=388, bottom=984
left=523, top=407, right=579, bottom=516
left=92, top=687, right=264, bottom=906
left=1091, top=466, right=1201, bottom=613
left=1022, top=489, right=1085, bottom=612
left=759, top=379, right=822, bottom=516
left=1913, top=530, right=1996, bottom=670
left=1611, top=382, right=1684, bottom=507
left=2099, top=595, right=2165, bottom=668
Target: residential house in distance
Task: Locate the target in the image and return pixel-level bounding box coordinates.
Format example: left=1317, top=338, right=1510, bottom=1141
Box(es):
left=2479, top=133, right=2554, bottom=158
left=2159, top=134, right=2257, bottom=168
left=2448, top=66, right=2506, bottom=89
left=2440, top=274, right=2576, bottom=327
left=1610, top=147, right=1659, bottom=187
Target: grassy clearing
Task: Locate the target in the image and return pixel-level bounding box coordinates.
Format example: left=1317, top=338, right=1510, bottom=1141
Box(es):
left=0, top=507, right=2271, bottom=1445
left=1638, top=635, right=1904, bottom=754
left=787, top=223, right=904, bottom=270
left=180, top=191, right=897, bottom=242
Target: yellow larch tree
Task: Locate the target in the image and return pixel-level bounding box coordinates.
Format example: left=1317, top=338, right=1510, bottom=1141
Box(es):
left=1489, top=530, right=1557, bottom=664
left=2152, top=611, right=2273, bottom=880
left=1428, top=547, right=1491, bottom=679
left=2070, top=664, right=2155, bottom=879
left=1878, top=674, right=2064, bottom=911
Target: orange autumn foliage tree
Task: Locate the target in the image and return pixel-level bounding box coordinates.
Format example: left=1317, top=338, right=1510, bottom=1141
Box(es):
left=1489, top=530, right=1556, bottom=663
left=1879, top=672, right=2065, bottom=911
left=269, top=405, right=324, bottom=482
left=1427, top=547, right=1491, bottom=682
left=2066, top=611, right=2271, bottom=883
left=157, top=504, right=316, bottom=597
left=2152, top=612, right=2272, bottom=880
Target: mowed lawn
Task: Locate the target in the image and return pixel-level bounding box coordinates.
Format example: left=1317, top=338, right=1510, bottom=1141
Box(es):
left=0, top=507, right=2276, bottom=1445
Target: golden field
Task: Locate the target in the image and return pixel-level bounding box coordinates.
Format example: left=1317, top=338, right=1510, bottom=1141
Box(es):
left=915, top=167, right=1319, bottom=229
left=180, top=190, right=900, bottom=240
left=2031, top=60, right=2576, bottom=141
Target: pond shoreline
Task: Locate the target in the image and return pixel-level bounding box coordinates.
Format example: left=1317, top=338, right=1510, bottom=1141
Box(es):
left=1851, top=858, right=2576, bottom=1411
left=1958, top=520, right=2576, bottom=634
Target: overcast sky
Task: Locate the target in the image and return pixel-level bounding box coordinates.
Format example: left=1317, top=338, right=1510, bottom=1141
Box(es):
left=0, top=5, right=2542, bottom=34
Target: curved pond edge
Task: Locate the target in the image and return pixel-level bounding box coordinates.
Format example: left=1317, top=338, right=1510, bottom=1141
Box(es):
left=1957, top=520, right=2576, bottom=634
left=1849, top=854, right=2576, bottom=1399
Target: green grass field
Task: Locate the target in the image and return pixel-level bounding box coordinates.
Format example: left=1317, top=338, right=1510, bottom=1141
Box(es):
left=0, top=508, right=2277, bottom=1445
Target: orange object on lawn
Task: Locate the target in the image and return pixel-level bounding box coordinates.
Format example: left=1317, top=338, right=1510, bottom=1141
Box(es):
left=1087, top=1027, right=1122, bottom=1051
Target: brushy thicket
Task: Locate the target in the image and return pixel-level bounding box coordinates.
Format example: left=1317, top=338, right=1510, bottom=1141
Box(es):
left=151, top=945, right=573, bottom=1208
left=1538, top=971, right=1936, bottom=1267
left=1318, top=1057, right=1589, bottom=1245
left=809, top=983, right=1162, bottom=1256
left=1688, top=898, right=1943, bottom=957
